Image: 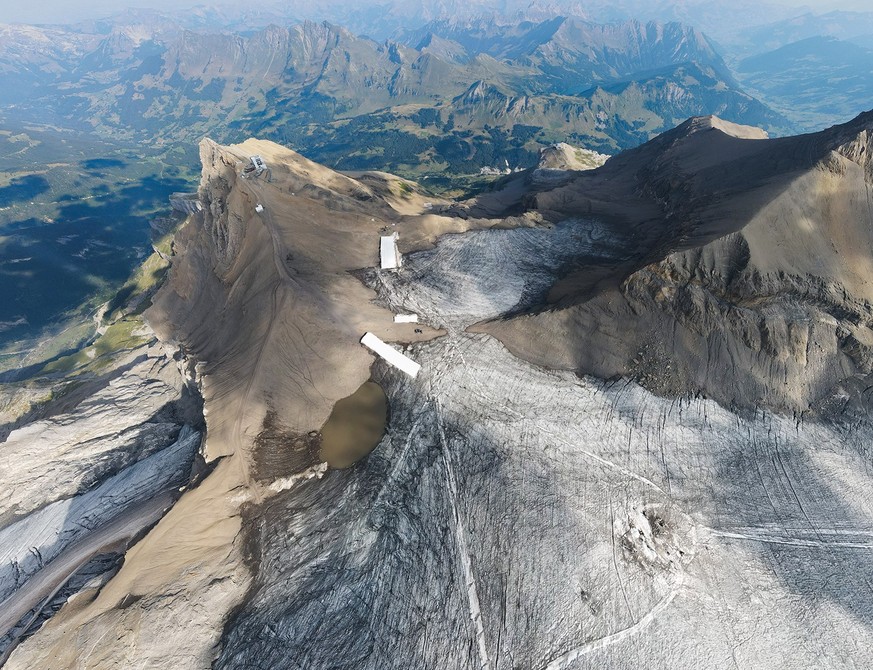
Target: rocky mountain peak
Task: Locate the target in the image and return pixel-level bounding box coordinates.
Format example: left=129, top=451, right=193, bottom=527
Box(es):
left=537, top=141, right=610, bottom=170
left=454, top=79, right=493, bottom=103
left=827, top=109, right=873, bottom=178
left=681, top=114, right=770, bottom=139
left=293, top=19, right=352, bottom=50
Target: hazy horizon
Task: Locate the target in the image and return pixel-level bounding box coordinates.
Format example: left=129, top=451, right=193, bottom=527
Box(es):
left=1, top=0, right=872, bottom=26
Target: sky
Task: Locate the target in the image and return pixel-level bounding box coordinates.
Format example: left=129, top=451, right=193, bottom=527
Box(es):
left=0, top=0, right=201, bottom=23
left=0, top=0, right=870, bottom=25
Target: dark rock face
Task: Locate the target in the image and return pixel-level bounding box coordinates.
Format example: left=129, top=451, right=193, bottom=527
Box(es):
left=487, top=111, right=873, bottom=416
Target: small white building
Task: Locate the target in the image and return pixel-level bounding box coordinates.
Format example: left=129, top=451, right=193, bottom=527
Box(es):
left=394, top=314, right=418, bottom=323
left=250, top=155, right=266, bottom=174
left=360, top=332, right=420, bottom=378
left=255, top=203, right=264, bottom=213
left=380, top=233, right=401, bottom=270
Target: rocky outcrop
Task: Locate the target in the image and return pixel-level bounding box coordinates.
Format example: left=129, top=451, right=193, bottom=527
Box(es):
left=537, top=142, right=610, bottom=171
left=0, top=343, right=200, bottom=524
left=169, top=192, right=203, bottom=216
left=529, top=142, right=610, bottom=189
left=0, top=337, right=203, bottom=661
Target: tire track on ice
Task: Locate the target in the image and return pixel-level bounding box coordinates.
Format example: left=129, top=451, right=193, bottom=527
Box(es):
left=434, top=398, right=492, bottom=670
left=541, top=589, right=679, bottom=670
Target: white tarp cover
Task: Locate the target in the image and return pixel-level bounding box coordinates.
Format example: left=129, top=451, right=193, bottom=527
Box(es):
left=394, top=314, right=419, bottom=323
left=380, top=233, right=401, bottom=269
left=360, top=332, right=421, bottom=378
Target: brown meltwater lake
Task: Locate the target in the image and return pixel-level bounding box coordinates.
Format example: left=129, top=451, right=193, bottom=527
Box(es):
left=319, top=381, right=388, bottom=468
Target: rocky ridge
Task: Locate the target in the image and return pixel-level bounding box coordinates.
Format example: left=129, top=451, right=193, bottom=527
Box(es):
left=486, top=111, right=873, bottom=415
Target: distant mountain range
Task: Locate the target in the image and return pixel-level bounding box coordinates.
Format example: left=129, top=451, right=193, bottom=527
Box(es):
left=730, top=10, right=873, bottom=55
left=0, top=16, right=791, bottom=179
left=32, top=0, right=821, bottom=45
left=736, top=35, right=873, bottom=132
